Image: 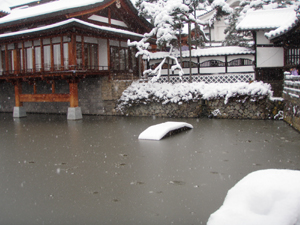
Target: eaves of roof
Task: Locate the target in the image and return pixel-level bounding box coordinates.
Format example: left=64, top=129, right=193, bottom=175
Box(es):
left=0, top=0, right=152, bottom=30
left=146, top=46, right=255, bottom=60
left=0, top=18, right=144, bottom=42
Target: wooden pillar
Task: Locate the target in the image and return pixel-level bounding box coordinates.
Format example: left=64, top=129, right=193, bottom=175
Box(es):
left=69, top=81, right=79, bottom=107
left=13, top=43, right=19, bottom=74
left=32, top=42, right=36, bottom=73
left=69, top=33, right=76, bottom=69
left=22, top=42, right=25, bottom=73
left=40, top=39, right=44, bottom=72
left=60, top=36, right=64, bottom=70
left=50, top=38, right=54, bottom=71
left=108, top=8, right=111, bottom=25
left=81, top=35, right=85, bottom=69
left=14, top=80, right=23, bottom=107
left=5, top=44, right=8, bottom=74
left=52, top=81, right=55, bottom=94
left=33, top=82, right=37, bottom=94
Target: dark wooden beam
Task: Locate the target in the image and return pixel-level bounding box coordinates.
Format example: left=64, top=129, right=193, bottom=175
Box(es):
left=19, top=93, right=70, bottom=102
left=66, top=1, right=116, bottom=18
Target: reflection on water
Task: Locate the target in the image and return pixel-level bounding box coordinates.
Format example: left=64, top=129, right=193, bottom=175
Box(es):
left=0, top=113, right=300, bottom=225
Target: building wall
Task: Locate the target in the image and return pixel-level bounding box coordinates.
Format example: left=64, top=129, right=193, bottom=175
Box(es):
left=257, top=47, right=284, bottom=68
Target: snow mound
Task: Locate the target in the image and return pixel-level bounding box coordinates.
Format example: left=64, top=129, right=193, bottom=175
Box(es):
left=138, top=121, right=193, bottom=140
left=207, top=169, right=300, bottom=225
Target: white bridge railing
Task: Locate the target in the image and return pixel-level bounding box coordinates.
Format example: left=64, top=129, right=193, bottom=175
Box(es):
left=283, top=72, right=300, bottom=99
left=148, top=73, right=255, bottom=84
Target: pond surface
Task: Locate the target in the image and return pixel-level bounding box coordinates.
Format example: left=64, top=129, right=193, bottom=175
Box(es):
left=0, top=113, right=300, bottom=225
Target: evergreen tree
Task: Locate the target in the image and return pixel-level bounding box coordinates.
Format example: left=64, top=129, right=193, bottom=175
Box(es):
left=223, top=0, right=298, bottom=47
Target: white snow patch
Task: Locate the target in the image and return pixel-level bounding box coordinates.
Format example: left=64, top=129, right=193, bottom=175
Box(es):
left=138, top=121, right=193, bottom=140
left=207, top=169, right=300, bottom=225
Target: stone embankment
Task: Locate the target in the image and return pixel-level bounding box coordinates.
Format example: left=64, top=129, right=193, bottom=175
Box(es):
left=122, top=96, right=283, bottom=119
left=283, top=73, right=300, bottom=131
left=117, top=81, right=283, bottom=119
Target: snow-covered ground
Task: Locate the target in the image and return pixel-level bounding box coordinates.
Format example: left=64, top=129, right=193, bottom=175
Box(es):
left=117, top=81, right=272, bottom=111
left=207, top=169, right=300, bottom=225
left=138, top=121, right=193, bottom=140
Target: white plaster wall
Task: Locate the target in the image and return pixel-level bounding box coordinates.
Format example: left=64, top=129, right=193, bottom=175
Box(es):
left=227, top=66, right=254, bottom=73
left=200, top=67, right=226, bottom=74
left=227, top=55, right=254, bottom=61
left=120, top=41, right=127, bottom=47
left=199, top=56, right=225, bottom=63
left=84, top=37, right=98, bottom=44
left=256, top=30, right=271, bottom=45
left=257, top=47, right=284, bottom=67
left=98, top=38, right=108, bottom=67
left=181, top=68, right=198, bottom=75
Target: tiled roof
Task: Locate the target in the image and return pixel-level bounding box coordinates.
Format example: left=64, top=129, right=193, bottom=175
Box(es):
left=236, top=7, right=297, bottom=31
left=0, top=0, right=106, bottom=25
left=0, top=18, right=144, bottom=40
left=147, top=46, right=255, bottom=59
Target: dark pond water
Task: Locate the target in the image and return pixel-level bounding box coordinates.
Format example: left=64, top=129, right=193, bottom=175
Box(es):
left=0, top=113, right=300, bottom=225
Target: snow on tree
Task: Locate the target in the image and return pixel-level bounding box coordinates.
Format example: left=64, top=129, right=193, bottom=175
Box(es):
left=223, top=0, right=298, bottom=47
left=129, top=0, right=232, bottom=82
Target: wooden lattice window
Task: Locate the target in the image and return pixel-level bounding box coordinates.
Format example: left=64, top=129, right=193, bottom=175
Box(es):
left=110, top=46, right=136, bottom=72
left=182, top=61, right=198, bottom=68
left=200, top=60, right=225, bottom=67
left=228, top=58, right=253, bottom=66
left=286, top=48, right=300, bottom=66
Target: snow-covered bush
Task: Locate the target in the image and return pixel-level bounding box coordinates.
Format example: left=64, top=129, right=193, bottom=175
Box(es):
left=116, top=81, right=272, bottom=113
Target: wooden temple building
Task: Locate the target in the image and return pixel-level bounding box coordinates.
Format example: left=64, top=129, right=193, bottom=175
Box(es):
left=0, top=0, right=152, bottom=119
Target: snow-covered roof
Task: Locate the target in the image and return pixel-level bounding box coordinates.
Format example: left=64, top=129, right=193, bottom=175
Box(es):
left=236, top=7, right=297, bottom=31
left=0, top=18, right=144, bottom=40
left=0, top=1, right=11, bottom=14
left=147, top=46, right=254, bottom=60
left=0, top=0, right=107, bottom=25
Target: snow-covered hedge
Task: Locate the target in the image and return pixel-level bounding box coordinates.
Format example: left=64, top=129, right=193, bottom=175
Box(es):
left=117, top=81, right=273, bottom=112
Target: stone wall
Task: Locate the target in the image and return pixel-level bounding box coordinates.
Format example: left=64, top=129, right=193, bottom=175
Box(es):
left=0, top=82, right=15, bottom=112
left=283, top=74, right=300, bottom=132
left=123, top=96, right=283, bottom=119
left=0, top=76, right=133, bottom=115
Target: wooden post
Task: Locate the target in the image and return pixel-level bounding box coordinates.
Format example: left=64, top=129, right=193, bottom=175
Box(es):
left=108, top=8, right=111, bottom=25
left=14, top=80, right=23, bottom=107
left=33, top=82, right=37, bottom=94
left=13, top=44, right=19, bottom=74
left=22, top=42, right=25, bottom=73
left=50, top=38, right=54, bottom=71
left=5, top=44, right=8, bottom=74
left=81, top=35, right=85, bottom=70
left=69, top=33, right=76, bottom=69
left=40, top=39, right=44, bottom=72
left=32, top=43, right=36, bottom=73
left=69, top=81, right=79, bottom=107
left=52, top=81, right=55, bottom=94
left=60, top=36, right=64, bottom=70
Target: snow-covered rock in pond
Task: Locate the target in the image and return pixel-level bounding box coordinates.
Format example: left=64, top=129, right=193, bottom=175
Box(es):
left=207, top=169, right=300, bottom=225
left=138, top=121, right=193, bottom=140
